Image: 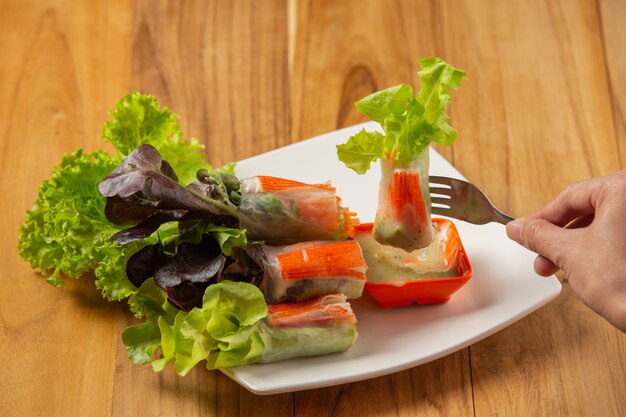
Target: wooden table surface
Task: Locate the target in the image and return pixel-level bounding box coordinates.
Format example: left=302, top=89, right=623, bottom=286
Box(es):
left=2, top=1, right=625, bottom=416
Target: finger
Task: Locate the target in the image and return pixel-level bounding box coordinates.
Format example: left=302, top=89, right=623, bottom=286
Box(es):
left=532, top=176, right=605, bottom=226
left=534, top=255, right=559, bottom=277
left=506, top=217, right=573, bottom=267
left=565, top=212, right=594, bottom=229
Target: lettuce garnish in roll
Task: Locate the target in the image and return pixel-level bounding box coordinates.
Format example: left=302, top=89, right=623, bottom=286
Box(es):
left=337, top=57, right=465, bottom=251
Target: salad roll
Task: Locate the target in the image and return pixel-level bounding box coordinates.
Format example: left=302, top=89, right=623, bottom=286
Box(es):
left=373, top=151, right=433, bottom=251
left=337, top=57, right=465, bottom=252
left=262, top=240, right=367, bottom=304
left=259, top=293, right=358, bottom=363
left=239, top=176, right=359, bottom=244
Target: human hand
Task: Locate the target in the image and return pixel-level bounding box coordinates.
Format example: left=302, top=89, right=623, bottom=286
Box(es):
left=506, top=170, right=626, bottom=332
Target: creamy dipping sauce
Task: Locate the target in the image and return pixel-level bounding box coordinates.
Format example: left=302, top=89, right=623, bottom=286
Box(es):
left=355, top=222, right=458, bottom=284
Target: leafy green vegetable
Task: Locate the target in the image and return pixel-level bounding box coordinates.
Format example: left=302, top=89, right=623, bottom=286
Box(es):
left=178, top=221, right=248, bottom=256
left=334, top=129, right=387, bottom=175
left=122, top=281, right=268, bottom=375
left=18, top=92, right=235, bottom=303
left=354, top=84, right=414, bottom=123
left=337, top=57, right=466, bottom=174
left=102, top=92, right=212, bottom=186
left=128, top=278, right=169, bottom=319
left=121, top=318, right=163, bottom=364
left=203, top=225, right=248, bottom=256
left=18, top=150, right=121, bottom=286
left=94, top=239, right=151, bottom=300
left=99, top=144, right=240, bottom=245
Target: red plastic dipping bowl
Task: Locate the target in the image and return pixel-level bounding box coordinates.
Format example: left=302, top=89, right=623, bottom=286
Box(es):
left=354, top=219, right=472, bottom=308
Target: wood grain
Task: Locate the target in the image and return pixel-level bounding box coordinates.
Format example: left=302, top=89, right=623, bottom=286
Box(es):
left=130, top=0, right=291, bottom=167
left=295, top=351, right=473, bottom=417
left=0, top=1, right=131, bottom=416
left=1, top=0, right=625, bottom=416
left=601, top=0, right=626, bottom=164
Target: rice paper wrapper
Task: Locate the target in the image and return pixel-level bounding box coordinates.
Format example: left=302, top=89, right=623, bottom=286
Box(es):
left=259, top=294, right=358, bottom=363
left=239, top=176, right=357, bottom=244
left=261, top=240, right=367, bottom=304
left=373, top=149, right=434, bottom=251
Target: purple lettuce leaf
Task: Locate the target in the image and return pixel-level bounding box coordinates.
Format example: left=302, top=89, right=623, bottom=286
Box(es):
left=126, top=243, right=165, bottom=288
left=221, top=245, right=266, bottom=287
left=98, top=144, right=240, bottom=244
left=154, top=235, right=227, bottom=311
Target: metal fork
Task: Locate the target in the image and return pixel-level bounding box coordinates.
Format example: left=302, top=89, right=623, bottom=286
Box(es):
left=429, top=176, right=515, bottom=225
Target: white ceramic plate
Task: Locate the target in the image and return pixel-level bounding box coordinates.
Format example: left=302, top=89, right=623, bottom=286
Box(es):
left=228, top=122, right=562, bottom=395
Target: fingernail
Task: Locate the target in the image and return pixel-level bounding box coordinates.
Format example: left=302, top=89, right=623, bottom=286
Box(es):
left=506, top=219, right=524, bottom=242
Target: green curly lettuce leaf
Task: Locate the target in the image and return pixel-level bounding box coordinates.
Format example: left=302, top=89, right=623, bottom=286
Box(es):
left=102, top=92, right=214, bottom=185
left=18, top=150, right=121, bottom=286
left=337, top=57, right=466, bottom=174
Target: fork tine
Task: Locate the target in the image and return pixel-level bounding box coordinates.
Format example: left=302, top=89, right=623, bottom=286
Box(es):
left=429, top=176, right=460, bottom=198
left=429, top=196, right=452, bottom=207
left=429, top=186, right=452, bottom=196
left=430, top=206, right=451, bottom=216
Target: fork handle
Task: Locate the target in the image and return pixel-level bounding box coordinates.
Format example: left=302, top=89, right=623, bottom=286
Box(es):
left=494, top=209, right=515, bottom=225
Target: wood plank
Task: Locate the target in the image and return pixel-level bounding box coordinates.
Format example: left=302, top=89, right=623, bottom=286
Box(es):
left=295, top=351, right=472, bottom=417
left=289, top=1, right=474, bottom=415
left=600, top=0, right=626, bottom=165
left=130, top=0, right=291, bottom=167
left=0, top=1, right=132, bottom=416
left=438, top=0, right=626, bottom=415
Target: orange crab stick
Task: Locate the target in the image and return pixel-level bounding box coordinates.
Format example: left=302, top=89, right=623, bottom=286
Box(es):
left=390, top=170, right=428, bottom=228
left=239, top=176, right=359, bottom=244
left=262, top=240, right=367, bottom=304
left=256, top=176, right=337, bottom=192
left=373, top=158, right=434, bottom=252
left=267, top=293, right=357, bottom=328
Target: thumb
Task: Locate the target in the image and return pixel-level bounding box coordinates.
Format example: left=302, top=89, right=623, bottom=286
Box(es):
left=506, top=218, right=571, bottom=268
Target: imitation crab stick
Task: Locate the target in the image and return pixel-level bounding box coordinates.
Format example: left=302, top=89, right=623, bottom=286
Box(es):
left=373, top=156, right=434, bottom=252
left=239, top=176, right=359, bottom=244
left=266, top=293, right=357, bottom=328
left=262, top=240, right=367, bottom=304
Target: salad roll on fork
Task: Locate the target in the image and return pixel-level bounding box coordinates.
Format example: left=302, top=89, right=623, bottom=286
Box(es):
left=337, top=57, right=465, bottom=252
left=239, top=176, right=359, bottom=244
left=376, top=153, right=433, bottom=250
